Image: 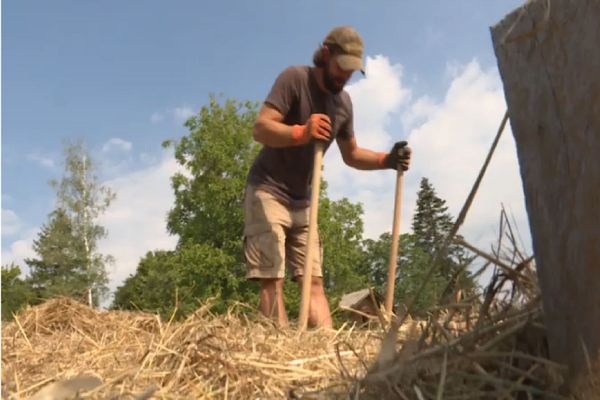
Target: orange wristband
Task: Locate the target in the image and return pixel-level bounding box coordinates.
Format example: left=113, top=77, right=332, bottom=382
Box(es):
left=377, top=152, right=387, bottom=168
left=291, top=124, right=308, bottom=144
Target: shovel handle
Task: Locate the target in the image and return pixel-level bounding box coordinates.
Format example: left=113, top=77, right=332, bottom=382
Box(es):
left=299, top=141, right=325, bottom=331
left=385, top=167, right=404, bottom=320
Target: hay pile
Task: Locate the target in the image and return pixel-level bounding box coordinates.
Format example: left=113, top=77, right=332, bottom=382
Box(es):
left=2, top=297, right=387, bottom=399
left=3, top=217, right=597, bottom=399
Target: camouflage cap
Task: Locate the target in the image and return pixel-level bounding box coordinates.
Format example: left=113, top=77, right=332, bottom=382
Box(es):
left=323, top=26, right=365, bottom=73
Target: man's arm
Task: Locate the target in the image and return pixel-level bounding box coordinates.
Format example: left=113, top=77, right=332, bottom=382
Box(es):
left=253, top=104, right=332, bottom=147
left=337, top=136, right=384, bottom=170
left=253, top=104, right=297, bottom=148
left=337, top=136, right=411, bottom=170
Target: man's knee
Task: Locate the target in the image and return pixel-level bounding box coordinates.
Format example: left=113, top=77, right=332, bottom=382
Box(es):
left=295, top=276, right=326, bottom=294
left=260, top=278, right=284, bottom=292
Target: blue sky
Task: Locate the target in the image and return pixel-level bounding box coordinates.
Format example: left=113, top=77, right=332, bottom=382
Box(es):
left=2, top=1, right=529, bottom=298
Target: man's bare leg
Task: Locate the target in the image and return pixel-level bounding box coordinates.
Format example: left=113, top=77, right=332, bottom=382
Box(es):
left=259, top=278, right=288, bottom=327
left=299, top=276, right=333, bottom=329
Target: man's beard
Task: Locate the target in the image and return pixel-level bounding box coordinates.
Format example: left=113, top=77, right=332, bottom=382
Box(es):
left=323, top=67, right=344, bottom=94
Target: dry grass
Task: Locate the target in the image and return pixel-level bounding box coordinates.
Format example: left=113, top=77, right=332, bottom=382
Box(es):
left=2, top=213, right=596, bottom=399
left=1, top=297, right=390, bottom=399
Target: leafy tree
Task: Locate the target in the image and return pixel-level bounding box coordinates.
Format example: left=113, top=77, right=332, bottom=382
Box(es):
left=27, top=140, right=115, bottom=306
left=114, top=97, right=371, bottom=320
left=113, top=244, right=258, bottom=319
left=1, top=264, right=35, bottom=320
left=115, top=97, right=260, bottom=316
left=318, top=182, right=369, bottom=300
left=165, top=96, right=260, bottom=255
left=362, top=232, right=394, bottom=289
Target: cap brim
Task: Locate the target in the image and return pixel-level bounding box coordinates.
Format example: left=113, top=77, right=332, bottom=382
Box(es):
left=336, top=54, right=365, bottom=74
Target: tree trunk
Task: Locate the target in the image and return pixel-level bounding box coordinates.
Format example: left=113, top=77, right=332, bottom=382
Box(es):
left=491, top=0, right=600, bottom=383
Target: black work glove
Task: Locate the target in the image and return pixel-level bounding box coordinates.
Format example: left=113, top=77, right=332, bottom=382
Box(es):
left=383, top=141, right=412, bottom=171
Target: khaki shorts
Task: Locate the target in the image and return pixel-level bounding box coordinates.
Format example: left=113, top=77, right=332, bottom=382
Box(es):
left=243, top=185, right=322, bottom=280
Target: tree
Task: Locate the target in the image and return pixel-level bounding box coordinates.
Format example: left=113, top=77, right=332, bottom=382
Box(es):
left=411, top=177, right=473, bottom=282
left=114, top=97, right=260, bottom=316
left=26, top=208, right=89, bottom=300
left=114, top=96, right=371, bottom=320
left=165, top=96, right=261, bottom=255
left=28, top=140, right=115, bottom=306
left=318, top=182, right=369, bottom=301
left=113, top=244, right=258, bottom=319
left=363, top=178, right=476, bottom=316
left=1, top=264, right=35, bottom=320
left=412, top=178, right=453, bottom=256
left=362, top=232, right=394, bottom=289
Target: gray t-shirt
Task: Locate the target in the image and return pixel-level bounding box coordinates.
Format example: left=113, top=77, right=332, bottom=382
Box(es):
left=247, top=66, right=355, bottom=208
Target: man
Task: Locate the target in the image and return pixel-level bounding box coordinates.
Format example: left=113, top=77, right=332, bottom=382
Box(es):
left=244, top=26, right=411, bottom=328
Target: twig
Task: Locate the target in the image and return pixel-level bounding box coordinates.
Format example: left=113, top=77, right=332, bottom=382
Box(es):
left=12, top=315, right=33, bottom=351
left=436, top=349, right=448, bottom=400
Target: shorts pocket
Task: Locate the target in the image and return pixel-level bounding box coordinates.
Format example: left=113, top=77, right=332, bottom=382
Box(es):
left=244, top=230, right=279, bottom=270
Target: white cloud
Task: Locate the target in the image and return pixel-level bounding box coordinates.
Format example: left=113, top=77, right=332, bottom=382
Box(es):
left=324, top=57, right=532, bottom=257
left=151, top=106, right=197, bottom=126
left=173, top=106, right=195, bottom=124
left=1, top=228, right=38, bottom=271
left=2, top=209, right=22, bottom=237
left=150, top=112, right=165, bottom=124
left=402, top=95, right=439, bottom=130
left=102, top=138, right=133, bottom=153
left=406, top=60, right=530, bottom=252
left=27, top=153, right=55, bottom=168
left=324, top=55, right=412, bottom=208
left=323, top=55, right=413, bottom=239
left=97, top=152, right=180, bottom=297
left=1, top=209, right=37, bottom=271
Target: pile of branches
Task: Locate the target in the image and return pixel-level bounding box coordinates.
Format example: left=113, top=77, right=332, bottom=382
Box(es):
left=326, top=210, right=572, bottom=399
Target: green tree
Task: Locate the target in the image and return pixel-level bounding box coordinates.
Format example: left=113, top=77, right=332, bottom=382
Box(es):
left=363, top=178, right=476, bottom=316
left=113, top=244, right=258, bottom=319
left=115, top=97, right=260, bottom=316
left=28, top=140, right=115, bottom=306
left=362, top=232, right=394, bottom=289
left=114, top=97, right=371, bottom=320
left=411, top=177, right=472, bottom=276
left=165, top=96, right=260, bottom=255
left=318, top=182, right=369, bottom=300
left=412, top=178, right=453, bottom=255
left=26, top=208, right=89, bottom=300
left=1, top=264, right=35, bottom=320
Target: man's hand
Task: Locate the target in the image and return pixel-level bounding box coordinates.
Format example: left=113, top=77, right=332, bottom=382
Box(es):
left=292, top=114, right=332, bottom=144
left=383, top=141, right=412, bottom=171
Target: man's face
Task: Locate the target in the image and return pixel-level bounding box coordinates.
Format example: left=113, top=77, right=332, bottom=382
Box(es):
left=323, top=56, right=354, bottom=94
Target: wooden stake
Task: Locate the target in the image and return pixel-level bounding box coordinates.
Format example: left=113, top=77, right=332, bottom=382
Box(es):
left=385, top=168, right=404, bottom=320
left=298, top=141, right=325, bottom=331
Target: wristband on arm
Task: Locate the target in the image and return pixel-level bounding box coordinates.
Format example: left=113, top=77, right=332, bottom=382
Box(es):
left=377, top=152, right=388, bottom=169
left=291, top=124, right=309, bottom=145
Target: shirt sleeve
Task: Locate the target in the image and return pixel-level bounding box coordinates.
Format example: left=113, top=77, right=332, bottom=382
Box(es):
left=337, top=94, right=355, bottom=141
left=264, top=66, right=301, bottom=117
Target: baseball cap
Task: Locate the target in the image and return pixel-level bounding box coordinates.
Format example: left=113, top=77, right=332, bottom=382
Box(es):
left=323, top=26, right=365, bottom=73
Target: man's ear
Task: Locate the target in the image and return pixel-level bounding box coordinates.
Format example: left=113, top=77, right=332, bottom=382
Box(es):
left=321, top=45, right=331, bottom=63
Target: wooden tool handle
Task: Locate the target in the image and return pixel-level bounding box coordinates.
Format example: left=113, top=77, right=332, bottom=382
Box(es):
left=385, top=168, right=404, bottom=320
left=298, top=141, right=325, bottom=331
